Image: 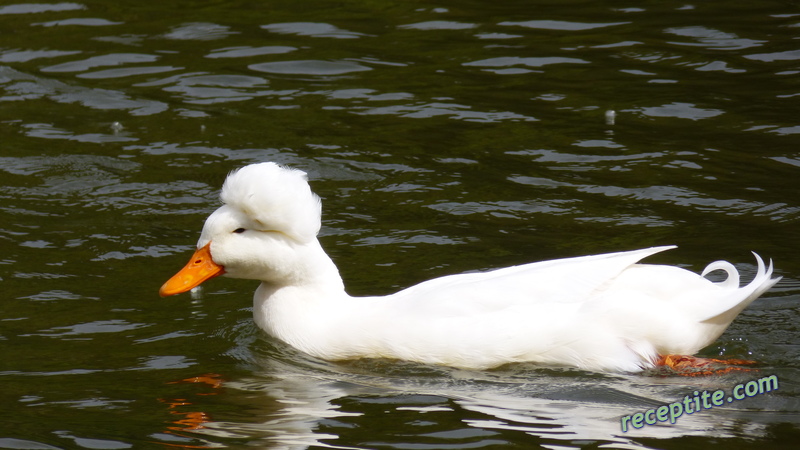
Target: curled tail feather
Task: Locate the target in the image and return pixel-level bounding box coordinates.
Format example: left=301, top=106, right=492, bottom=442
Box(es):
left=699, top=252, right=781, bottom=323
left=701, top=260, right=739, bottom=289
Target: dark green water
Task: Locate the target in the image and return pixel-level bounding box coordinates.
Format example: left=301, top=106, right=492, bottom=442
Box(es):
left=1, top=1, right=799, bottom=449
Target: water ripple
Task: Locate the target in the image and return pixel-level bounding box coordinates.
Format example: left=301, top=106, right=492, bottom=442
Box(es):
left=249, top=59, right=372, bottom=76
left=41, top=53, right=159, bottom=73
left=632, top=102, right=725, bottom=120
left=499, top=19, right=629, bottom=31
left=163, top=22, right=238, bottom=40
left=399, top=21, right=478, bottom=31
left=665, top=26, right=766, bottom=50
left=262, top=21, right=365, bottom=39
left=0, top=66, right=168, bottom=115
left=34, top=17, right=122, bottom=27
left=0, top=3, right=85, bottom=15
left=205, top=45, right=297, bottom=59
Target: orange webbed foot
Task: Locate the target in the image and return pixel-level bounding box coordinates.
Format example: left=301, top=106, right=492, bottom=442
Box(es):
left=653, top=354, right=758, bottom=377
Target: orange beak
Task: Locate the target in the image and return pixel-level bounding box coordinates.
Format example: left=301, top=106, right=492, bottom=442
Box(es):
left=159, top=243, right=225, bottom=297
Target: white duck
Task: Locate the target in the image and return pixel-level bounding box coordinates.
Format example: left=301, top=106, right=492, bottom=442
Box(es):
left=160, top=162, right=780, bottom=373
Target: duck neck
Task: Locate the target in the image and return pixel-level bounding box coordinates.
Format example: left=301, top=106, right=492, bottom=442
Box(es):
left=282, top=237, right=346, bottom=292
left=252, top=238, right=352, bottom=352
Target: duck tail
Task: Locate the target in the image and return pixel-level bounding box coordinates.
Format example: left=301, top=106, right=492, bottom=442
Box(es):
left=699, top=252, right=781, bottom=324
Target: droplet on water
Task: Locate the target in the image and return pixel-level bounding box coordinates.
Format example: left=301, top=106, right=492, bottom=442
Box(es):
left=605, top=110, right=616, bottom=126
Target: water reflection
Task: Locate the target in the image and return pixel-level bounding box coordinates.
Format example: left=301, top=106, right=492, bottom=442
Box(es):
left=176, top=354, right=789, bottom=449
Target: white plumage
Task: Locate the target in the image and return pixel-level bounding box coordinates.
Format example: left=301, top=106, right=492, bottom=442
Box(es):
left=161, top=162, right=781, bottom=372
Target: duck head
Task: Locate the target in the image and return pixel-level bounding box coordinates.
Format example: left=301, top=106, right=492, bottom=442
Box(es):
left=159, top=162, right=323, bottom=297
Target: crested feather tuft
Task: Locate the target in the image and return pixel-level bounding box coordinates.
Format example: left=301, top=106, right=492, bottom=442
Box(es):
left=220, top=162, right=321, bottom=242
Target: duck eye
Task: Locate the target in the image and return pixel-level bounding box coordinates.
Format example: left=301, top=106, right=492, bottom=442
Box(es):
left=233, top=228, right=246, bottom=234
